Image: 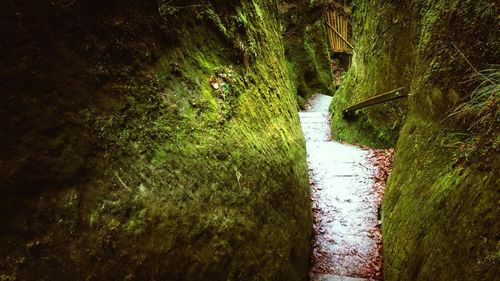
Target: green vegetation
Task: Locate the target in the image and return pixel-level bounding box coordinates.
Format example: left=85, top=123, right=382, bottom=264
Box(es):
left=334, top=0, right=499, bottom=280
left=384, top=115, right=499, bottom=281
left=2, top=0, right=497, bottom=280
left=280, top=0, right=334, bottom=108
left=448, top=65, right=499, bottom=133
left=0, top=1, right=311, bottom=280
left=329, top=1, right=413, bottom=148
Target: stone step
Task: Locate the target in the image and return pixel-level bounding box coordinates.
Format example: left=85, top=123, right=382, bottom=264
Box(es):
left=299, top=112, right=329, bottom=117
left=312, top=274, right=369, bottom=281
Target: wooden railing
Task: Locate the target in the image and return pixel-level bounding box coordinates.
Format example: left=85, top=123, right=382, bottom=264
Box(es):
left=325, top=9, right=352, bottom=53
left=342, top=87, right=408, bottom=118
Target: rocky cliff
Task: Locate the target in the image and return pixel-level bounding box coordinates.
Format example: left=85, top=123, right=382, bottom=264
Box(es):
left=0, top=1, right=312, bottom=280
left=332, top=1, right=499, bottom=280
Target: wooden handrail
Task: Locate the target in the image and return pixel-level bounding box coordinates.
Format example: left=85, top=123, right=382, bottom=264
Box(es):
left=342, top=87, right=408, bottom=117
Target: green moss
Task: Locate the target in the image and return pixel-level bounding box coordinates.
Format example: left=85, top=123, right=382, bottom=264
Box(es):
left=236, top=9, right=249, bottom=28
left=0, top=1, right=311, bottom=281
left=331, top=1, right=499, bottom=280
left=383, top=115, right=499, bottom=281
left=329, top=1, right=413, bottom=148
left=202, top=8, right=229, bottom=38
left=252, top=2, right=265, bottom=20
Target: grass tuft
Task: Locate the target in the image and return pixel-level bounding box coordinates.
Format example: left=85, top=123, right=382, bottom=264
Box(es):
left=448, top=65, right=499, bottom=133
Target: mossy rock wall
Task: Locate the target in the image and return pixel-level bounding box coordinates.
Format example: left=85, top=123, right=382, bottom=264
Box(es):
left=331, top=0, right=499, bottom=280
left=329, top=0, right=414, bottom=148
left=384, top=113, right=499, bottom=281
left=384, top=1, right=499, bottom=280
left=0, top=1, right=312, bottom=280
left=280, top=0, right=334, bottom=108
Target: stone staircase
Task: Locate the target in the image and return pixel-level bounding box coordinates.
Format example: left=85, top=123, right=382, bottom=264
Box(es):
left=300, top=94, right=380, bottom=281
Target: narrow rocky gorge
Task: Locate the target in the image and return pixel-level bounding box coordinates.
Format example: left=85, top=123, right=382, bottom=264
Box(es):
left=0, top=1, right=498, bottom=280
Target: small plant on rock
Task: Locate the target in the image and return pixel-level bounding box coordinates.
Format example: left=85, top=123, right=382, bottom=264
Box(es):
left=449, top=65, right=499, bottom=133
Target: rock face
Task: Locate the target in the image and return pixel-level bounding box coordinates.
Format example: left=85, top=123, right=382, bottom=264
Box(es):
left=279, top=0, right=334, bottom=108
left=329, top=1, right=413, bottom=148
left=333, top=1, right=499, bottom=280
left=0, top=1, right=312, bottom=280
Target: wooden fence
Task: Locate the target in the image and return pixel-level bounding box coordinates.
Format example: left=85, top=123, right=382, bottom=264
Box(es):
left=325, top=9, right=352, bottom=53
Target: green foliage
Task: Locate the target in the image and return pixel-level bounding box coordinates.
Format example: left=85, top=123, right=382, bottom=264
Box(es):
left=236, top=9, right=249, bottom=28
left=102, top=2, right=312, bottom=280
left=200, top=5, right=260, bottom=70
left=200, top=7, right=229, bottom=38
left=282, top=19, right=333, bottom=104
left=0, top=1, right=312, bottom=280
left=383, top=116, right=499, bottom=281
left=440, top=66, right=500, bottom=169
left=329, top=0, right=412, bottom=148
left=449, top=66, right=499, bottom=133
left=296, top=95, right=307, bottom=110
left=331, top=1, right=499, bottom=280
left=362, top=1, right=500, bottom=280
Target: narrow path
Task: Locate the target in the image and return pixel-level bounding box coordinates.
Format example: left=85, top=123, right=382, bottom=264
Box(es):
left=299, top=95, right=383, bottom=281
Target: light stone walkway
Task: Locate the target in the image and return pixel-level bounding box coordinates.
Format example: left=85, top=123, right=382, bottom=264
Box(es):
left=300, top=95, right=381, bottom=281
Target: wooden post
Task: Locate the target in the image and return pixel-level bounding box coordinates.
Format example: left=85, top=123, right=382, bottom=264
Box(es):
left=331, top=11, right=336, bottom=51
left=330, top=11, right=335, bottom=51
left=326, top=11, right=333, bottom=52
left=335, top=12, right=340, bottom=51
left=340, top=14, right=345, bottom=51
left=345, top=17, right=349, bottom=51
left=339, top=13, right=344, bottom=50
left=343, top=16, right=348, bottom=51
left=342, top=16, right=345, bottom=51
